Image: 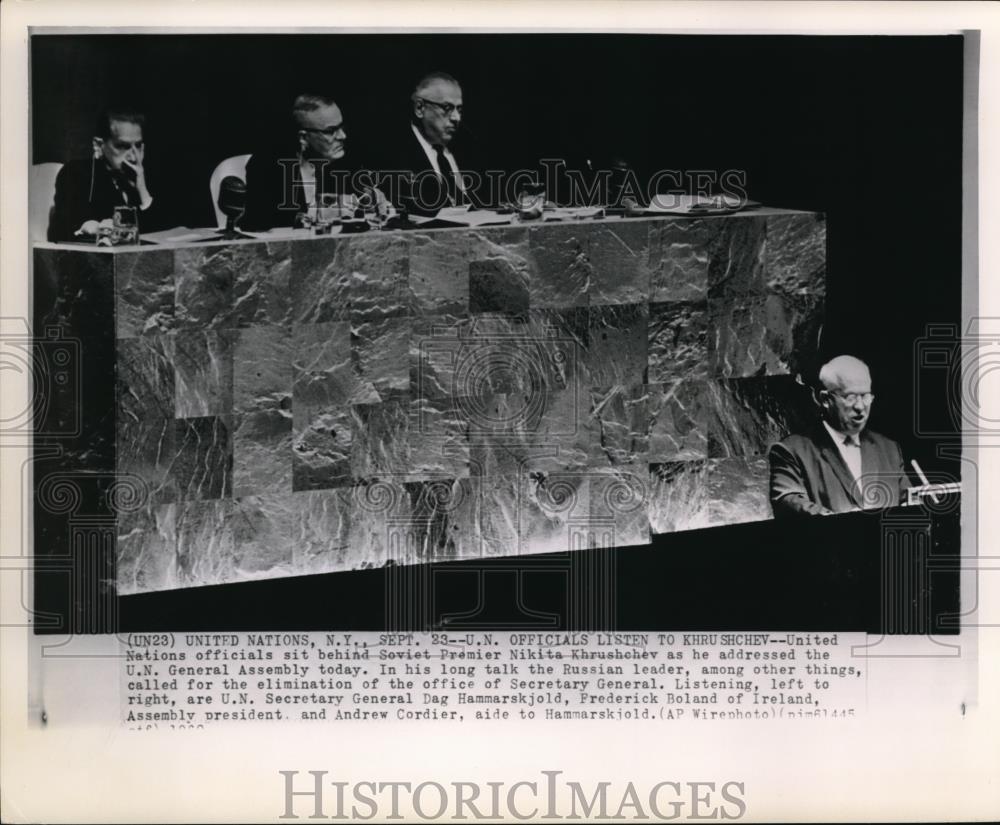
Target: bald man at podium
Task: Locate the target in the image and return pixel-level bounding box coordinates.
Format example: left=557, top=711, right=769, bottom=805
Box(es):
left=768, top=355, right=912, bottom=518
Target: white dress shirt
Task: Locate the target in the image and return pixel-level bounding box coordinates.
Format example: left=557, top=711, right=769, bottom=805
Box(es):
left=823, top=420, right=863, bottom=485
left=410, top=123, right=466, bottom=199
left=298, top=159, right=318, bottom=207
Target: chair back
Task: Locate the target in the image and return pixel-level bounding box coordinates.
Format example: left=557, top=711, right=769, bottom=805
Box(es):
left=30, top=162, right=63, bottom=242
left=209, top=154, right=251, bottom=228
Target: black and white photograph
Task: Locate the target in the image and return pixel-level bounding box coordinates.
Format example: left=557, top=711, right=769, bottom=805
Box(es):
left=2, top=1, right=998, bottom=822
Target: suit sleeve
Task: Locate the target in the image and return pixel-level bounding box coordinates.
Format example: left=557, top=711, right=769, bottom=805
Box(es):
left=50, top=163, right=90, bottom=242
left=892, top=439, right=912, bottom=502
left=242, top=152, right=291, bottom=231
left=134, top=174, right=174, bottom=234
left=768, top=441, right=835, bottom=518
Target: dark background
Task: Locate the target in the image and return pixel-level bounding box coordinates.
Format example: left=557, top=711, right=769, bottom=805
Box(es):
left=30, top=33, right=966, bottom=631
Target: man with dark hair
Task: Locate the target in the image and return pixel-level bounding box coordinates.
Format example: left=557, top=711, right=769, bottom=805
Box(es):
left=49, top=108, right=169, bottom=241
left=768, top=355, right=911, bottom=518
left=375, top=72, right=478, bottom=215
left=243, top=92, right=370, bottom=230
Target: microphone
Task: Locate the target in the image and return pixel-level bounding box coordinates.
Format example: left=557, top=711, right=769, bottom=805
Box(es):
left=216, top=175, right=253, bottom=240
left=910, top=459, right=940, bottom=504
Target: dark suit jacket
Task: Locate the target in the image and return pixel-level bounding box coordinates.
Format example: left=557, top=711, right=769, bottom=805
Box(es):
left=768, top=424, right=911, bottom=518
left=242, top=144, right=369, bottom=230
left=50, top=158, right=171, bottom=242
left=372, top=126, right=482, bottom=215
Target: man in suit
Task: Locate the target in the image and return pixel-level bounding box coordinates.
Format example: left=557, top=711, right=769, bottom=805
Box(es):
left=377, top=71, right=475, bottom=216
left=768, top=355, right=911, bottom=518
left=50, top=109, right=170, bottom=242
left=243, top=92, right=369, bottom=230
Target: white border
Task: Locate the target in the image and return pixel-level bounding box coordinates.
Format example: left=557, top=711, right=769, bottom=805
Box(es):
left=3, top=2, right=999, bottom=822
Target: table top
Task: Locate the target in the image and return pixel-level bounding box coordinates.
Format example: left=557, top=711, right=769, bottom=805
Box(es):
left=33, top=205, right=818, bottom=254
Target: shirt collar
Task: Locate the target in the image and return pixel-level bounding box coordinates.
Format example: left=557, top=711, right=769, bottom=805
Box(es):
left=411, top=122, right=455, bottom=159
left=823, top=419, right=861, bottom=447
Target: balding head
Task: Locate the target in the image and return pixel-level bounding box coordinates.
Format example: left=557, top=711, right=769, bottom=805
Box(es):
left=817, top=355, right=874, bottom=436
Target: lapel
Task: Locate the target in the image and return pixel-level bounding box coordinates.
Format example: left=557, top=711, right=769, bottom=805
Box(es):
left=814, top=424, right=863, bottom=507
left=858, top=430, right=883, bottom=478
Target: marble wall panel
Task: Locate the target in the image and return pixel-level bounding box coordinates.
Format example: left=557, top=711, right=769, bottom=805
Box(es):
left=174, top=499, right=236, bottom=587
left=233, top=326, right=292, bottom=416
left=39, top=332, right=117, bottom=470
left=648, top=456, right=771, bottom=533
left=410, top=395, right=471, bottom=475
left=289, top=488, right=353, bottom=575
left=231, top=241, right=292, bottom=328
left=400, top=478, right=482, bottom=564
left=171, top=416, right=232, bottom=501
left=587, top=221, right=652, bottom=306
left=226, top=494, right=302, bottom=581
left=709, top=291, right=824, bottom=378
left=117, top=416, right=175, bottom=504
left=588, top=467, right=652, bottom=549
left=647, top=218, right=715, bottom=303
left=647, top=379, right=709, bottom=462
left=350, top=399, right=469, bottom=481
left=117, top=504, right=178, bottom=595
left=647, top=300, right=709, bottom=383
left=291, top=320, right=357, bottom=492
left=174, top=246, right=235, bottom=332
left=33, top=211, right=828, bottom=594
left=115, top=250, right=175, bottom=338
left=292, top=405, right=353, bottom=491
left=34, top=249, right=117, bottom=339
left=764, top=213, right=826, bottom=297
left=584, top=303, right=648, bottom=389
left=291, top=233, right=412, bottom=325
left=118, top=498, right=237, bottom=592
left=233, top=409, right=293, bottom=497
left=293, top=321, right=375, bottom=409
left=172, top=329, right=234, bottom=418
left=517, top=471, right=592, bottom=557
left=706, top=375, right=815, bottom=458
left=352, top=315, right=413, bottom=402
left=476, top=474, right=522, bottom=556
left=411, top=316, right=465, bottom=400
left=117, top=336, right=175, bottom=420
left=469, top=431, right=590, bottom=477
left=706, top=216, right=767, bottom=300
left=346, top=477, right=414, bottom=569
left=408, top=229, right=496, bottom=316
left=586, top=385, right=650, bottom=469
left=230, top=327, right=292, bottom=496
left=469, top=257, right=530, bottom=314
left=116, top=335, right=177, bottom=501
left=527, top=224, right=593, bottom=308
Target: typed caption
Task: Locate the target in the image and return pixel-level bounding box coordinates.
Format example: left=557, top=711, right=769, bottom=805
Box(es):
left=122, top=632, right=865, bottom=728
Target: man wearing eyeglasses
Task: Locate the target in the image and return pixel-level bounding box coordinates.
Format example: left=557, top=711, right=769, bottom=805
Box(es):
left=50, top=109, right=170, bottom=242
left=244, top=92, right=364, bottom=230
left=376, top=72, right=474, bottom=216
left=768, top=355, right=911, bottom=518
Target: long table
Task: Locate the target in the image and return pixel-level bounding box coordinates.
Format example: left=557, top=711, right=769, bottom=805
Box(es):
left=32, top=208, right=826, bottom=598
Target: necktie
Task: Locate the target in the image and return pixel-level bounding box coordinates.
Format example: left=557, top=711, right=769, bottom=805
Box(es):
left=841, top=434, right=862, bottom=485
left=434, top=145, right=462, bottom=206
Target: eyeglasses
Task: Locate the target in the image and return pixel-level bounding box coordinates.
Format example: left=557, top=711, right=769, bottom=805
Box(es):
left=418, top=98, right=463, bottom=117
left=107, top=139, right=144, bottom=151
left=299, top=125, right=345, bottom=138
left=830, top=391, right=875, bottom=405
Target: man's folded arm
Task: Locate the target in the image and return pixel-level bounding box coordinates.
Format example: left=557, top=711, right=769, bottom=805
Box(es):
left=768, top=441, right=834, bottom=518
